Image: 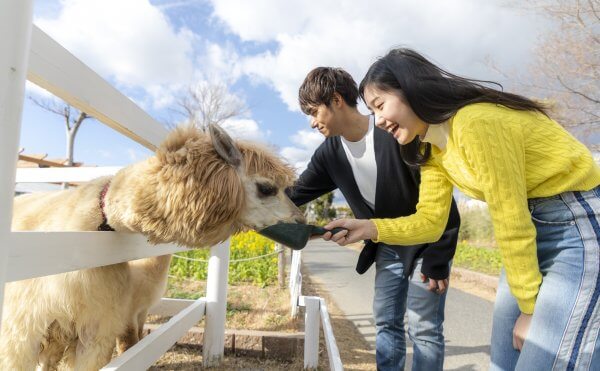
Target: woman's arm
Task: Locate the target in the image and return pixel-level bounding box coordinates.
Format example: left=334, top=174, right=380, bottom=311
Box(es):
left=325, top=160, right=453, bottom=245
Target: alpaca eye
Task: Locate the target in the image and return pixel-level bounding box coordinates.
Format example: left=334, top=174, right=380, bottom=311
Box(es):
left=256, top=183, right=277, bottom=198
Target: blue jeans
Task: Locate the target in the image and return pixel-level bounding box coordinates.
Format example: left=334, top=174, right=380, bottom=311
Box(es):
left=491, top=186, right=600, bottom=371
left=374, top=246, right=447, bottom=371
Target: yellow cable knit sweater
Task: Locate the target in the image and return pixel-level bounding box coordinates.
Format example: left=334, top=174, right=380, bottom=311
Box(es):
left=373, top=103, right=600, bottom=314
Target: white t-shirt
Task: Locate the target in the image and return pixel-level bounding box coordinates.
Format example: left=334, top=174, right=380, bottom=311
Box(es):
left=340, top=116, right=377, bottom=210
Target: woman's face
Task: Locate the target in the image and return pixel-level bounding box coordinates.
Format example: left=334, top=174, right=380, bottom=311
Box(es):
left=363, top=85, right=428, bottom=145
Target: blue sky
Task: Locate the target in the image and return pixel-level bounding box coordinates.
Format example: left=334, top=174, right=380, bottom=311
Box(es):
left=21, top=0, right=573, bottom=175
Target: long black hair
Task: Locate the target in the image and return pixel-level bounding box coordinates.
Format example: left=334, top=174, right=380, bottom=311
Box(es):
left=358, top=48, right=547, bottom=166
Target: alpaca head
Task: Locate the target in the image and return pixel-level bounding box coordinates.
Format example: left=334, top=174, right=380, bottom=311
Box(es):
left=137, top=124, right=305, bottom=247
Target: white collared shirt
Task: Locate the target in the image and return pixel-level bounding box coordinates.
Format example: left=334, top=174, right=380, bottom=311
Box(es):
left=421, top=121, right=450, bottom=150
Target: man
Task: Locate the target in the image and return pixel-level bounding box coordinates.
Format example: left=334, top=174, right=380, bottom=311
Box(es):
left=286, top=67, right=460, bottom=371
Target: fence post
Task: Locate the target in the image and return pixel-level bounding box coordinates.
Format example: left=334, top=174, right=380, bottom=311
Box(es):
left=203, top=238, right=231, bottom=367
left=0, top=0, right=34, bottom=331
left=277, top=243, right=285, bottom=288
left=290, top=250, right=302, bottom=318
left=302, top=296, right=321, bottom=369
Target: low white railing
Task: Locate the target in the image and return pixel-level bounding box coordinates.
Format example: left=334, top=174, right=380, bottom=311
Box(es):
left=289, top=250, right=343, bottom=370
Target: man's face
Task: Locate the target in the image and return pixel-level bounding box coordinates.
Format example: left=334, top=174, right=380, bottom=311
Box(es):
left=308, top=103, right=343, bottom=138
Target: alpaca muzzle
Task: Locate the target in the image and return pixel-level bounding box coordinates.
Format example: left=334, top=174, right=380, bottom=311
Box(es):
left=258, top=223, right=346, bottom=250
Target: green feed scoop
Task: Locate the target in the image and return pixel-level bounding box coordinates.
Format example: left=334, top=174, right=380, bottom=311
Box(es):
left=258, top=223, right=347, bottom=250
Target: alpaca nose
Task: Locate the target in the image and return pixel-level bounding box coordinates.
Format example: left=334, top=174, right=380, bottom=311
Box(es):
left=294, top=214, right=306, bottom=224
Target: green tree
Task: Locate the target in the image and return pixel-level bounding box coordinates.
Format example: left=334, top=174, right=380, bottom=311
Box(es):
left=311, top=192, right=337, bottom=224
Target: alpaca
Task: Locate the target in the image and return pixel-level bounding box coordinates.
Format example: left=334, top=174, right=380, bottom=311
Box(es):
left=1, top=124, right=304, bottom=371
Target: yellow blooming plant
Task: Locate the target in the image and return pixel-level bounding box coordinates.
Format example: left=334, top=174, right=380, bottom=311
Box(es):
left=169, top=231, right=281, bottom=286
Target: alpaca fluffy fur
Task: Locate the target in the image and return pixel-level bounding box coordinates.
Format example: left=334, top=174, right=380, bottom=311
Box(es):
left=1, top=125, right=303, bottom=370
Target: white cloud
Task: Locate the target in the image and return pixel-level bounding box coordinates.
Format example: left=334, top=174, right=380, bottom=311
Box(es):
left=210, top=0, right=313, bottom=42
left=33, top=0, right=253, bottom=115
left=209, top=0, right=552, bottom=171
left=220, top=118, right=267, bottom=142
left=29, top=0, right=555, bottom=168
left=35, top=0, right=196, bottom=108
left=195, top=42, right=243, bottom=83
left=280, top=129, right=324, bottom=173
left=210, top=0, right=549, bottom=111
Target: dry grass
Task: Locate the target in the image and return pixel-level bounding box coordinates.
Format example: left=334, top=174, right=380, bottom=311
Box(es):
left=145, top=262, right=376, bottom=370
left=165, top=278, right=300, bottom=332
left=151, top=345, right=305, bottom=370
left=149, top=279, right=306, bottom=370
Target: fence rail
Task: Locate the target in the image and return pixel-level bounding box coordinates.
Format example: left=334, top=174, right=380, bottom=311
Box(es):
left=101, top=298, right=207, bottom=370
left=16, top=166, right=124, bottom=183
left=28, top=25, right=166, bottom=150
left=7, top=232, right=187, bottom=282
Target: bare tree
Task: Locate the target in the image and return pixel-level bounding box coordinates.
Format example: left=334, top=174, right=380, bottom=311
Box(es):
left=515, top=0, right=599, bottom=145
left=29, top=97, right=93, bottom=188
left=172, top=80, right=248, bottom=131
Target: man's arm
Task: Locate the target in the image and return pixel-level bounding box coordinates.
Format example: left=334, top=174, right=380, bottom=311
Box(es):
left=285, top=147, right=337, bottom=207
left=419, top=197, right=461, bottom=280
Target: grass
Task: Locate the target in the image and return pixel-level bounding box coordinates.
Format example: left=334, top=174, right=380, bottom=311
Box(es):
left=453, top=242, right=502, bottom=276
left=455, top=203, right=503, bottom=276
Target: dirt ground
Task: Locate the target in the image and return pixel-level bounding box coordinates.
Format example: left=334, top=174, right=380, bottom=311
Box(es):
left=147, top=266, right=376, bottom=370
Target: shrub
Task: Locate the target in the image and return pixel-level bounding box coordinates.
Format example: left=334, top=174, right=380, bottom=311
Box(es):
left=458, top=204, right=495, bottom=245
left=453, top=243, right=502, bottom=275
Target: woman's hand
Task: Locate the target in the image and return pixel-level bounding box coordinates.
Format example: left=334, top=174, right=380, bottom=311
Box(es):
left=513, top=313, right=532, bottom=351
left=323, top=219, right=378, bottom=246
left=420, top=274, right=449, bottom=294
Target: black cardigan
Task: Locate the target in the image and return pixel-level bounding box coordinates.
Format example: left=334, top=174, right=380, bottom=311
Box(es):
left=286, top=126, right=460, bottom=279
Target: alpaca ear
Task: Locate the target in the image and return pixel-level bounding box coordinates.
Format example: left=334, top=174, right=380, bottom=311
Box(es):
left=209, top=123, right=243, bottom=169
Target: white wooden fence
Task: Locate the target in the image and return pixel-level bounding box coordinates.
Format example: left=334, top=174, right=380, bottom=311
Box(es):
left=289, top=250, right=343, bottom=370
left=0, top=1, right=342, bottom=369
left=0, top=0, right=227, bottom=368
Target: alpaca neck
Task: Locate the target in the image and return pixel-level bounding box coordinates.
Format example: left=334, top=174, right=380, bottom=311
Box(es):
left=101, top=159, right=156, bottom=233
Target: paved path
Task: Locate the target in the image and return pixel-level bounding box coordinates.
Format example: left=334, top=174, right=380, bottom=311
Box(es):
left=301, top=240, right=494, bottom=370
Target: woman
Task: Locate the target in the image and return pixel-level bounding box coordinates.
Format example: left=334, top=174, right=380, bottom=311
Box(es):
left=325, top=48, right=600, bottom=370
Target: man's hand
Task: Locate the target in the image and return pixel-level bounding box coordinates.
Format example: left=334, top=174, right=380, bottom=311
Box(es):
left=513, top=313, right=532, bottom=351
left=322, top=219, right=378, bottom=246
left=420, top=273, right=449, bottom=294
